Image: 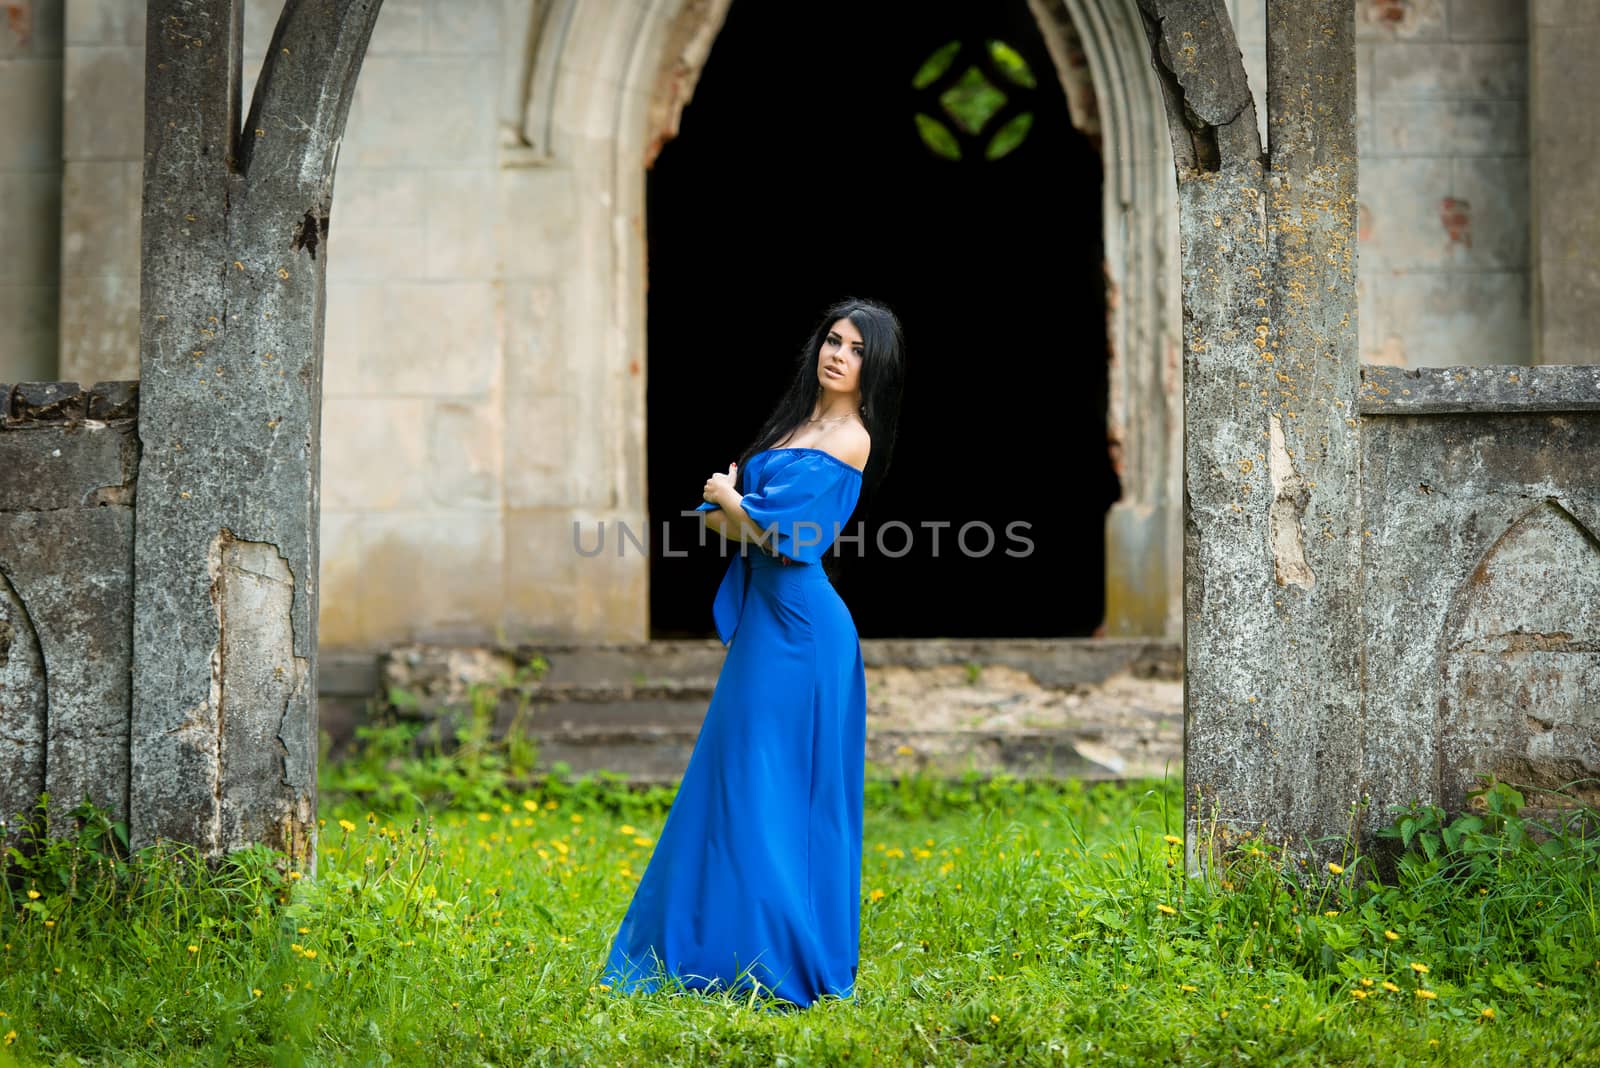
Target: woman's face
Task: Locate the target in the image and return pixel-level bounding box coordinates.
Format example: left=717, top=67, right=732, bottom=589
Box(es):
left=818, top=317, right=865, bottom=398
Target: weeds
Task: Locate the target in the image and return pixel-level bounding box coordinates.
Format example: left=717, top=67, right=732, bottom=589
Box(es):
left=1, top=768, right=1596, bottom=1065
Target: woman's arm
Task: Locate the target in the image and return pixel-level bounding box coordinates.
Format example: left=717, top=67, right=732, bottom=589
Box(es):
left=700, top=496, right=773, bottom=546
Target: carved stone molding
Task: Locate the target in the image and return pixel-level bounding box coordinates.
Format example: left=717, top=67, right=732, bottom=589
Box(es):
left=498, top=0, right=578, bottom=167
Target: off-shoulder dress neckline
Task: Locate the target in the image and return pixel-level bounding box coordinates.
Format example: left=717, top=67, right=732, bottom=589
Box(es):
left=751, top=446, right=865, bottom=476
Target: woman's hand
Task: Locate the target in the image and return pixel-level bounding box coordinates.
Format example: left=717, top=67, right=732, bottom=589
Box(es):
left=704, top=462, right=737, bottom=509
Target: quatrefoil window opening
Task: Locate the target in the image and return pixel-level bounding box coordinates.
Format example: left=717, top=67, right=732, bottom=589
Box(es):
left=912, top=39, right=1037, bottom=162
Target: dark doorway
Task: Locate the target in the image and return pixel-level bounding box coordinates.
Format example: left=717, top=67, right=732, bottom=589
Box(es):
left=647, top=0, right=1117, bottom=639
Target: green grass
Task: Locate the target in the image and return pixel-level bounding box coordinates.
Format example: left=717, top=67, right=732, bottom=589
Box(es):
left=2, top=770, right=1598, bottom=1066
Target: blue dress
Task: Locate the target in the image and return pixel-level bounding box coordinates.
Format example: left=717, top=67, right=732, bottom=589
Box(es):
left=600, top=447, right=868, bottom=1007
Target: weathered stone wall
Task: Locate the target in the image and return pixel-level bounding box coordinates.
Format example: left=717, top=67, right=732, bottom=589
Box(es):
left=52, top=0, right=650, bottom=651
left=0, top=380, right=137, bottom=839
left=0, top=1, right=63, bottom=385
left=1529, top=1, right=1600, bottom=366
left=55, top=0, right=144, bottom=385
left=10, top=0, right=1589, bottom=662
left=43, top=0, right=1181, bottom=649
left=1230, top=0, right=1532, bottom=369
left=1359, top=364, right=1600, bottom=827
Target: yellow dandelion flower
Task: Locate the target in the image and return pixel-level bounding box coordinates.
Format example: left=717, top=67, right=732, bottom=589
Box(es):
left=303, top=950, right=317, bottom=960
left=869, top=889, right=885, bottom=903
left=337, top=819, right=356, bottom=833
left=1480, top=1006, right=1495, bottom=1020
left=3, top=1030, right=14, bottom=1046
left=544, top=799, right=558, bottom=809
left=187, top=944, right=199, bottom=954
left=1360, top=977, right=1374, bottom=987
left=1382, top=981, right=1400, bottom=992
left=1180, top=984, right=1198, bottom=993
left=26, top=890, right=39, bottom=900
left=894, top=744, right=914, bottom=756
left=885, top=848, right=905, bottom=859
left=298, top=927, right=309, bottom=934
left=1163, top=834, right=1182, bottom=846
left=618, top=825, right=638, bottom=837
left=476, top=813, right=492, bottom=823
left=522, top=799, right=538, bottom=812
left=988, top=1014, right=1000, bottom=1024
left=43, top=921, right=55, bottom=929
left=939, top=862, right=955, bottom=875
left=1384, top=929, right=1399, bottom=941
left=632, top=836, right=652, bottom=847
left=1324, top=910, right=1340, bottom=918
left=1156, top=904, right=1177, bottom=916
left=291, top=944, right=303, bottom=954
left=1410, top=962, right=1429, bottom=974
left=914, top=849, right=932, bottom=860
left=1415, top=989, right=1437, bottom=1000
left=571, top=814, right=584, bottom=824
left=1327, top=862, right=1344, bottom=875
left=1350, top=989, right=1368, bottom=1000
left=252, top=988, right=262, bottom=997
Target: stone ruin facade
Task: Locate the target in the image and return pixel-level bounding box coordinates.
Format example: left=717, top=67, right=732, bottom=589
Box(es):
left=0, top=1, right=1596, bottom=865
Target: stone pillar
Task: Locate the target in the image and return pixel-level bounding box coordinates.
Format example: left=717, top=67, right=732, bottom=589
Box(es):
left=131, top=0, right=381, bottom=866
left=1139, top=0, right=1364, bottom=862
left=1529, top=0, right=1600, bottom=365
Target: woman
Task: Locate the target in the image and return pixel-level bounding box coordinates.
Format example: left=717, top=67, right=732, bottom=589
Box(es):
left=600, top=297, right=906, bottom=1008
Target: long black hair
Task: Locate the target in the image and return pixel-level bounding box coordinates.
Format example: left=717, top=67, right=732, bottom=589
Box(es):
left=734, top=297, right=906, bottom=500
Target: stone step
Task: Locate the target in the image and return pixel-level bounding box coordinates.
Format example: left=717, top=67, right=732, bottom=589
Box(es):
left=317, top=638, right=1185, bottom=783
left=332, top=637, right=1181, bottom=704
left=323, top=725, right=1183, bottom=785
left=409, top=719, right=1181, bottom=787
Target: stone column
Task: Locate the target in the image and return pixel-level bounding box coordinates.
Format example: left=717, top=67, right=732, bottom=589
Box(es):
left=1529, top=0, right=1600, bottom=365
left=131, top=0, right=381, bottom=867
left=1139, top=0, right=1363, bottom=863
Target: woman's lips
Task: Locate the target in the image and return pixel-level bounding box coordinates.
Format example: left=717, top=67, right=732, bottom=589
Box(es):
left=825, top=367, right=844, bottom=379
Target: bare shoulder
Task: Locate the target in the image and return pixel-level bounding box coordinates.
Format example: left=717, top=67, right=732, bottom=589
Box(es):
left=819, top=421, right=871, bottom=473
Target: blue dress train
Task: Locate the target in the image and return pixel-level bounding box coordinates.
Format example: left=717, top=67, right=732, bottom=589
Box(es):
left=600, top=447, right=868, bottom=1007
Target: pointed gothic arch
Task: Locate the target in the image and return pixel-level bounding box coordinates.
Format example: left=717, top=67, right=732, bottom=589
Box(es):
left=500, top=0, right=1180, bottom=637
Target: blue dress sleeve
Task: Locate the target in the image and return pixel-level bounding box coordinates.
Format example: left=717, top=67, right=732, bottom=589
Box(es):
left=735, top=454, right=861, bottom=564
left=695, top=454, right=862, bottom=647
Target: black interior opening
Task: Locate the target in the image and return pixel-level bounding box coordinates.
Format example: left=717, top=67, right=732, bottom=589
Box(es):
left=646, top=0, right=1119, bottom=639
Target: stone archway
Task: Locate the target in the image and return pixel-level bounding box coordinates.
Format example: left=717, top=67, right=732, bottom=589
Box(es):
left=500, top=0, right=1180, bottom=639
